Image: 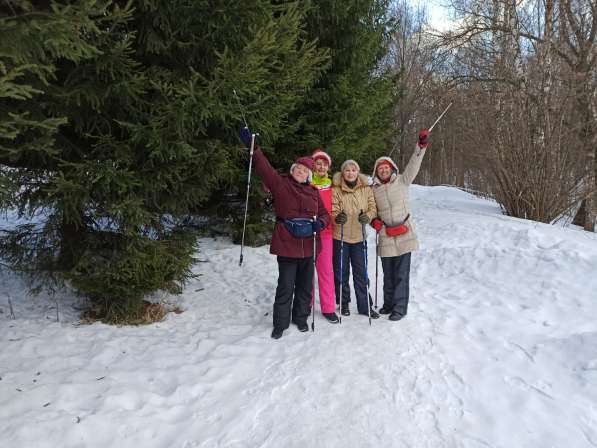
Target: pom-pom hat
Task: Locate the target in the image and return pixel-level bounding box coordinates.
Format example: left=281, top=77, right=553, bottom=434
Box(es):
left=312, top=148, right=332, bottom=166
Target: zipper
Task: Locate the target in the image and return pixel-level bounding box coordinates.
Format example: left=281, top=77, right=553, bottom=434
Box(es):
left=386, top=184, right=394, bottom=226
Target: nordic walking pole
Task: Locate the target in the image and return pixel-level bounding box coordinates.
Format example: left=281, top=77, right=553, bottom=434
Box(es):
left=388, top=102, right=453, bottom=158
left=361, top=211, right=372, bottom=326
left=374, top=232, right=379, bottom=309
left=234, top=89, right=259, bottom=266
left=311, top=215, right=317, bottom=332
left=428, top=102, right=453, bottom=132
left=338, top=221, right=344, bottom=324
left=239, top=132, right=256, bottom=266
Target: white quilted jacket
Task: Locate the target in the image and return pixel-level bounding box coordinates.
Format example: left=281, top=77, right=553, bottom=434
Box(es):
left=371, top=146, right=426, bottom=257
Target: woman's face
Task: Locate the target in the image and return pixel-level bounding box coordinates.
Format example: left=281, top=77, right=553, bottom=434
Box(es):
left=314, top=158, right=329, bottom=177
left=342, top=164, right=359, bottom=183
left=377, top=164, right=392, bottom=181
left=291, top=163, right=309, bottom=183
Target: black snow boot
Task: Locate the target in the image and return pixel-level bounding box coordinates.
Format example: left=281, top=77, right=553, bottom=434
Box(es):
left=295, top=321, right=309, bottom=332
left=271, top=328, right=284, bottom=339
left=341, top=304, right=350, bottom=316
left=323, top=312, right=340, bottom=324
left=369, top=309, right=380, bottom=319
left=389, top=312, right=404, bottom=321
left=379, top=304, right=392, bottom=314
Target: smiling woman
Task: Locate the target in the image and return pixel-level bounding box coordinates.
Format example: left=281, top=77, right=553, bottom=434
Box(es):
left=290, top=162, right=310, bottom=184
left=310, top=149, right=338, bottom=323
left=239, top=129, right=331, bottom=339
left=331, top=160, right=378, bottom=319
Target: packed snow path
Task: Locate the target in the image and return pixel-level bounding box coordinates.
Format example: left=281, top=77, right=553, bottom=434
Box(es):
left=2, top=186, right=597, bottom=447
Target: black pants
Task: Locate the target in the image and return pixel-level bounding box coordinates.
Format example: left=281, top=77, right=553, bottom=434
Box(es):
left=273, top=256, right=314, bottom=330
left=381, top=253, right=411, bottom=316
left=333, top=239, right=369, bottom=314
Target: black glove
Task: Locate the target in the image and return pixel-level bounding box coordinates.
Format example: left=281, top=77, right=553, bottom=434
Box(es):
left=239, top=127, right=259, bottom=150
left=312, top=220, right=326, bottom=233
left=358, top=212, right=370, bottom=224
left=335, top=212, right=347, bottom=225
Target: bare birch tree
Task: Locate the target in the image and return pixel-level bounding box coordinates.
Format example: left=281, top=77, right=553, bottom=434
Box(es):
left=433, top=0, right=597, bottom=227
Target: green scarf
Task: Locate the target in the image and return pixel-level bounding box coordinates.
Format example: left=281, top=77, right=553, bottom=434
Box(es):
left=312, top=173, right=331, bottom=188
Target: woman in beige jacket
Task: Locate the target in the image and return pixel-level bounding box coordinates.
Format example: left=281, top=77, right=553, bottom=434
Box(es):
left=370, top=130, right=429, bottom=321
left=332, top=160, right=379, bottom=318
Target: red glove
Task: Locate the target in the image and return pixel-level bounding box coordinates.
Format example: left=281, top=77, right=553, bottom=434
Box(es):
left=371, top=218, right=383, bottom=232
left=418, top=129, right=429, bottom=148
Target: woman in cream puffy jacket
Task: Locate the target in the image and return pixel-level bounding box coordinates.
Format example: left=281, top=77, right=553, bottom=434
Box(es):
left=369, top=130, right=429, bottom=321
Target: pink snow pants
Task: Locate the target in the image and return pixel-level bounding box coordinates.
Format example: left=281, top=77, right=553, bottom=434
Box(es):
left=312, top=233, right=336, bottom=313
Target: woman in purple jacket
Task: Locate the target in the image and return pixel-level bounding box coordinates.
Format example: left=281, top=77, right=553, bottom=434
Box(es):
left=240, top=128, right=331, bottom=339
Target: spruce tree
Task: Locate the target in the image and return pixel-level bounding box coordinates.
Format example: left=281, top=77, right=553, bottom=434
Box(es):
left=274, top=0, right=398, bottom=172
left=0, top=0, right=327, bottom=322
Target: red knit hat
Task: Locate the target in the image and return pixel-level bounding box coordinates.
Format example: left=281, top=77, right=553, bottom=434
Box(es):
left=312, top=148, right=332, bottom=166
left=294, top=156, right=314, bottom=171
left=376, top=160, right=393, bottom=170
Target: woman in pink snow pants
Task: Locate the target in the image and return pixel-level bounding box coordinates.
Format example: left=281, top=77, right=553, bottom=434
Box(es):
left=311, top=149, right=339, bottom=324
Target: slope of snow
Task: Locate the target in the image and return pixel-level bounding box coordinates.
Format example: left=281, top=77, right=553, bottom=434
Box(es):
left=2, top=185, right=597, bottom=448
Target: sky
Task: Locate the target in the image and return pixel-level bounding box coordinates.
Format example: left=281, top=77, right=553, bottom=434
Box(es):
left=413, top=0, right=455, bottom=31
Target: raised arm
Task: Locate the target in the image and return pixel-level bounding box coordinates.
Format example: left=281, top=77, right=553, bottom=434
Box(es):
left=252, top=148, right=282, bottom=193
left=400, top=146, right=426, bottom=186
left=401, top=129, right=429, bottom=186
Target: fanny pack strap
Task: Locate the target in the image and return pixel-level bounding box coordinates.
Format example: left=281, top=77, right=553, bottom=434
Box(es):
left=384, top=213, right=410, bottom=228
left=276, top=217, right=315, bottom=222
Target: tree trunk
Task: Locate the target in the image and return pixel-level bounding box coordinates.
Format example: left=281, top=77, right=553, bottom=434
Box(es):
left=586, top=167, right=597, bottom=232
left=572, top=199, right=586, bottom=226
left=59, top=216, right=83, bottom=270
left=579, top=81, right=597, bottom=232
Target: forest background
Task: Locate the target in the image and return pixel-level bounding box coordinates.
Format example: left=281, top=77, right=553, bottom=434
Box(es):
left=1, top=0, right=595, bottom=322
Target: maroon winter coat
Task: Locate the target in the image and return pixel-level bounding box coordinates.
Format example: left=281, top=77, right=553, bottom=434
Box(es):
left=253, top=148, right=330, bottom=258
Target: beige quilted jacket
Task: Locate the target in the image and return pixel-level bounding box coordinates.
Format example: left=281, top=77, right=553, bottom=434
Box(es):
left=371, top=146, right=426, bottom=257
left=331, top=173, right=377, bottom=243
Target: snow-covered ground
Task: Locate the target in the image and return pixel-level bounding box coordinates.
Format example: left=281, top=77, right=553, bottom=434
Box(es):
left=2, top=185, right=597, bottom=448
